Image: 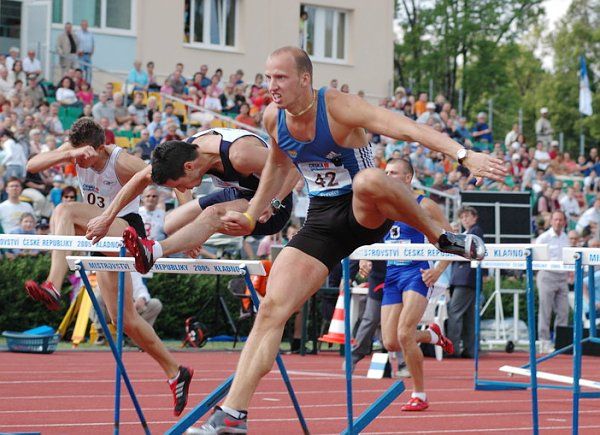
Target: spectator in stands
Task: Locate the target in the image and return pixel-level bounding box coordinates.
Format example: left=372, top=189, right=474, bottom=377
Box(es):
left=24, top=75, right=44, bottom=107
left=104, top=82, right=115, bottom=101
left=9, top=60, right=27, bottom=85
left=6, top=213, right=38, bottom=258
left=329, top=78, right=338, bottom=89
left=45, top=103, right=64, bottom=136
left=56, top=22, right=79, bottom=76
left=534, top=141, right=551, bottom=171
left=139, top=185, right=166, bottom=241
left=92, top=91, right=116, bottom=125
left=0, top=67, right=12, bottom=95
left=76, top=81, right=94, bottom=106
left=149, top=127, right=162, bottom=148
left=340, top=83, right=349, bottom=93
left=113, top=93, right=132, bottom=126
left=160, top=103, right=181, bottom=128
left=204, top=75, right=223, bottom=112
left=36, top=216, right=50, bottom=236
left=49, top=175, right=65, bottom=207
left=560, top=186, right=581, bottom=223
left=99, top=117, right=116, bottom=144
left=146, top=61, right=160, bottom=91
left=147, top=111, right=163, bottom=136
left=417, top=101, right=444, bottom=126
left=562, top=152, right=579, bottom=175
left=128, top=60, right=149, bottom=92
left=76, top=19, right=94, bottom=83
left=471, top=112, right=493, bottom=145
left=235, top=102, right=257, bottom=128
left=220, top=83, right=237, bottom=114
left=56, top=77, right=78, bottom=105
left=447, top=206, right=484, bottom=358
left=167, top=70, right=186, bottom=96
left=0, top=177, right=35, bottom=233
left=146, top=96, right=160, bottom=123
left=414, top=92, right=428, bottom=117
left=28, top=129, right=43, bottom=155
left=22, top=50, right=42, bottom=79
left=576, top=196, right=600, bottom=236
left=163, top=123, right=183, bottom=142
left=127, top=92, right=147, bottom=127
left=135, top=129, right=153, bottom=161
left=1, top=129, right=27, bottom=180
left=5, top=47, right=19, bottom=71
left=535, top=107, right=553, bottom=147
left=505, top=123, right=520, bottom=149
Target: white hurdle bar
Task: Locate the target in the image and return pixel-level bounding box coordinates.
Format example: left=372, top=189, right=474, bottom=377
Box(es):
left=499, top=366, right=600, bottom=390
left=350, top=243, right=549, bottom=261
left=0, top=234, right=123, bottom=252
left=67, top=256, right=266, bottom=276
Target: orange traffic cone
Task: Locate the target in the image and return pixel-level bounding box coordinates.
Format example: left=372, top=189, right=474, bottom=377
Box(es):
left=319, top=290, right=355, bottom=345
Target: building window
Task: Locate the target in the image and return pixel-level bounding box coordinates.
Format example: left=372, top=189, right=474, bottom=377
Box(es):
left=301, top=5, right=347, bottom=62
left=52, top=0, right=133, bottom=32
left=184, top=0, right=237, bottom=48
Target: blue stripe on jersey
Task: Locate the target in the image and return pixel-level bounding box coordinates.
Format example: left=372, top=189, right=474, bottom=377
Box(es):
left=277, top=87, right=374, bottom=197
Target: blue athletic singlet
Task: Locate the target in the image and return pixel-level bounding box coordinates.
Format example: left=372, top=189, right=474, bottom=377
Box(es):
left=276, top=87, right=374, bottom=197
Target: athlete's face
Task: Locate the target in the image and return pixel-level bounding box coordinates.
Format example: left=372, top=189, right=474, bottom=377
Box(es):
left=265, top=53, right=309, bottom=108
left=164, top=161, right=203, bottom=192
left=385, top=162, right=412, bottom=185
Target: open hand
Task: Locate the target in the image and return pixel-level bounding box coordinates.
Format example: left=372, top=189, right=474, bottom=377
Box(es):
left=463, top=151, right=507, bottom=185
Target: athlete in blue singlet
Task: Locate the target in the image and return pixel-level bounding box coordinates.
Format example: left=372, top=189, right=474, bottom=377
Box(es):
left=380, top=159, right=454, bottom=412
left=85, top=128, right=299, bottom=274
left=192, top=46, right=505, bottom=433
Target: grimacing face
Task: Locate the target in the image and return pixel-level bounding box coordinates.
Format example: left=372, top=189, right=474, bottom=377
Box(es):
left=265, top=52, right=308, bottom=109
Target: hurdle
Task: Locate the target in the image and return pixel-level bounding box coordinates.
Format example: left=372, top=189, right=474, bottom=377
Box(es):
left=348, top=243, right=548, bottom=435
left=66, top=256, right=309, bottom=435
left=0, top=235, right=147, bottom=434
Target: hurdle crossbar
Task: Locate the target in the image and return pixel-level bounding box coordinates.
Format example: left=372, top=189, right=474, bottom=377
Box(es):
left=0, top=234, right=122, bottom=251
left=472, top=260, right=574, bottom=271
left=499, top=366, right=600, bottom=390
left=350, top=243, right=549, bottom=261
left=66, top=256, right=266, bottom=275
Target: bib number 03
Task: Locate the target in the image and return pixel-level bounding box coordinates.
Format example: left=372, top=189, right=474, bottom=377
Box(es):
left=87, top=192, right=106, bottom=208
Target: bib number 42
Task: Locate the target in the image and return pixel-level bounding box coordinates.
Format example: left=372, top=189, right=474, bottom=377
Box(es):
left=314, top=171, right=338, bottom=188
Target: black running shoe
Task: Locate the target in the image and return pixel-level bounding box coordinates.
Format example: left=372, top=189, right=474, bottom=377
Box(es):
left=122, top=226, right=156, bottom=274
left=169, top=366, right=194, bottom=417
left=436, top=231, right=485, bottom=260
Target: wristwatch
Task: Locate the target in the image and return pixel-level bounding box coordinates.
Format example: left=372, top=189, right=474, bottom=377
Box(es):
left=457, top=148, right=468, bottom=165
left=271, top=198, right=286, bottom=211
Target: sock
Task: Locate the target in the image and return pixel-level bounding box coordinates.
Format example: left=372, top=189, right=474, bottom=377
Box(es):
left=429, top=328, right=439, bottom=345
left=411, top=392, right=427, bottom=401
left=167, top=370, right=180, bottom=384
left=219, top=405, right=247, bottom=420
left=153, top=242, right=163, bottom=259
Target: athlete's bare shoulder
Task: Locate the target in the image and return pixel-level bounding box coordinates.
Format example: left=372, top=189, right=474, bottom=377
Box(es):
left=262, top=102, right=279, bottom=143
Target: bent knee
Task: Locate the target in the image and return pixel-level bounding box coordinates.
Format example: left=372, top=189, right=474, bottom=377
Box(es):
left=353, top=168, right=385, bottom=197
left=397, top=328, right=415, bottom=346
left=255, top=298, right=290, bottom=328
left=382, top=335, right=401, bottom=352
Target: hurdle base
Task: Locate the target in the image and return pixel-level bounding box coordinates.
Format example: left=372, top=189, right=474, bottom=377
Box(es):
left=581, top=391, right=600, bottom=399
left=341, top=380, right=405, bottom=435
left=475, top=379, right=528, bottom=390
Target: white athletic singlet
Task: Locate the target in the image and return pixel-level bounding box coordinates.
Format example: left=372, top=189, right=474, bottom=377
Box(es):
left=138, top=206, right=165, bottom=241
left=76, top=146, right=140, bottom=216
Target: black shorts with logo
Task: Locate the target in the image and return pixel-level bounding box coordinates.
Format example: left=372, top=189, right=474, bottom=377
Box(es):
left=287, top=192, right=392, bottom=271
left=93, top=213, right=146, bottom=257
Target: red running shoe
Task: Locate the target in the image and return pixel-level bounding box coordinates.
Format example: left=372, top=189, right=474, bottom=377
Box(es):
left=25, top=280, right=61, bottom=311
left=428, top=322, right=454, bottom=355
left=401, top=396, right=429, bottom=412
left=168, top=366, right=194, bottom=416
left=123, top=226, right=156, bottom=274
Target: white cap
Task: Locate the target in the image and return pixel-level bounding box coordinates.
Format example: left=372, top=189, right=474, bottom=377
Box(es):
left=540, top=107, right=548, bottom=114
left=426, top=102, right=436, bottom=109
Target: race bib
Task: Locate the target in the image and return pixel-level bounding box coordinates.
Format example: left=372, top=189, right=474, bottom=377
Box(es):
left=298, top=162, right=352, bottom=193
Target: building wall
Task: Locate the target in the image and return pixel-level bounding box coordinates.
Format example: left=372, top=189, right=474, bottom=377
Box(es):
left=136, top=0, right=394, bottom=100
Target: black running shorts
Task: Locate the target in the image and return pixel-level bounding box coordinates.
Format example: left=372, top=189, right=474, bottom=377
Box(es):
left=286, top=192, right=392, bottom=271
left=93, top=212, right=146, bottom=257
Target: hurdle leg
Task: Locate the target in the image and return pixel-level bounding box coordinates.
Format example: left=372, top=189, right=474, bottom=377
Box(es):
left=241, top=265, right=310, bottom=435
left=474, top=263, right=482, bottom=388
left=114, top=246, right=126, bottom=434
left=572, top=253, right=584, bottom=435
left=525, top=249, right=539, bottom=435
left=342, top=258, right=354, bottom=434
left=589, top=266, right=596, bottom=338
left=77, top=262, right=150, bottom=434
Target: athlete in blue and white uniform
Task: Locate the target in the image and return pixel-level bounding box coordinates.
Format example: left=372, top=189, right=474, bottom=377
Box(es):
left=380, top=158, right=454, bottom=412
left=86, top=127, right=300, bottom=274
left=192, top=46, right=502, bottom=433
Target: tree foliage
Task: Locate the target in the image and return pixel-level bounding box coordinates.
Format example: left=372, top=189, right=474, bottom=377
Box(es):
left=394, top=0, right=599, bottom=153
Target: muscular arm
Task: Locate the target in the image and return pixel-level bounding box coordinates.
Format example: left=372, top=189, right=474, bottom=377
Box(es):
left=26, top=143, right=75, bottom=173
left=327, top=91, right=506, bottom=182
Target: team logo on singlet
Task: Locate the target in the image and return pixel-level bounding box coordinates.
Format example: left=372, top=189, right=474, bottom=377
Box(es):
left=325, top=151, right=343, bottom=166
left=287, top=150, right=298, bottom=158
left=103, top=180, right=116, bottom=186
left=389, top=225, right=401, bottom=239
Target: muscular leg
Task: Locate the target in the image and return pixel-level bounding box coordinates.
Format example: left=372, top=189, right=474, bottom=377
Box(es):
left=163, top=200, right=202, bottom=236
left=352, top=168, right=443, bottom=243
left=381, top=303, right=403, bottom=352
left=397, top=291, right=429, bottom=393
left=222, top=247, right=328, bottom=410
left=47, top=203, right=128, bottom=290
left=96, top=271, right=179, bottom=378
left=159, top=200, right=249, bottom=257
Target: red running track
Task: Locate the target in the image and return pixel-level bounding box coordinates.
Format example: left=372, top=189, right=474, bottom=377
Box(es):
left=1, top=350, right=600, bottom=434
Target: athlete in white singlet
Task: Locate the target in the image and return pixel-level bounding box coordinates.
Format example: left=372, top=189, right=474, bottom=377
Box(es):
left=25, top=117, right=194, bottom=417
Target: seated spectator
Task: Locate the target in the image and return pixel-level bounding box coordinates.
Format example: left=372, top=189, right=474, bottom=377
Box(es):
left=92, top=91, right=115, bottom=125
left=471, top=112, right=493, bottom=145
left=135, top=129, right=153, bottom=161
left=22, top=161, right=53, bottom=217
left=576, top=197, right=600, bottom=235
left=160, top=103, right=181, bottom=127
left=414, top=92, right=428, bottom=117
left=0, top=67, right=13, bottom=95
left=417, top=101, right=444, bottom=126
left=167, top=69, right=185, bottom=96
left=147, top=111, right=163, bottom=136
left=146, top=95, right=160, bottom=123
left=8, top=60, right=27, bottom=86
left=0, top=177, right=35, bottom=233
left=204, top=75, right=223, bottom=112
left=139, top=185, right=166, bottom=241
left=76, top=81, right=94, bottom=105
left=99, top=116, right=116, bottom=144
left=49, top=174, right=65, bottom=207
left=22, top=50, right=42, bottom=79
left=113, top=92, right=132, bottom=125
left=45, top=103, right=64, bottom=136
left=127, top=91, right=148, bottom=126
left=78, top=103, right=94, bottom=119
left=24, top=75, right=44, bottom=107
left=1, top=129, right=27, bottom=180
left=6, top=213, right=38, bottom=258
left=163, top=122, right=183, bottom=142
left=149, top=126, right=162, bottom=148
left=534, top=141, right=551, bottom=171
left=56, top=77, right=78, bottom=105
left=146, top=61, right=160, bottom=91
left=36, top=216, right=50, bottom=236
left=235, top=102, right=257, bottom=128
left=127, top=60, right=149, bottom=92
left=220, top=83, right=237, bottom=114
left=561, top=186, right=581, bottom=223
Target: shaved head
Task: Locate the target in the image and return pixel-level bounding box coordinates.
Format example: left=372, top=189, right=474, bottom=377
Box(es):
left=269, top=46, right=313, bottom=83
